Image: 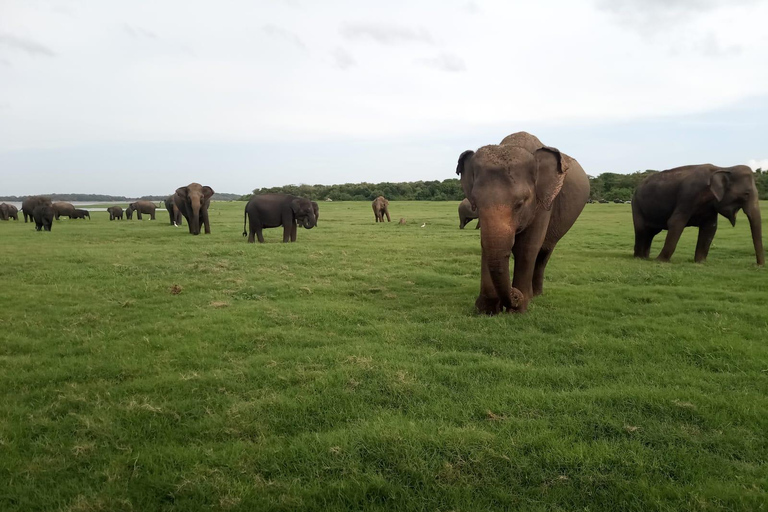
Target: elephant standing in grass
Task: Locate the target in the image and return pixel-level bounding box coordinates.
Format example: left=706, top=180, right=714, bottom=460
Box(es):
left=372, top=196, right=391, bottom=223
left=71, top=209, right=90, bottom=219
left=21, top=196, right=52, bottom=223
left=0, top=203, right=18, bottom=221
left=243, top=194, right=316, bottom=243
left=126, top=201, right=157, bottom=220
left=173, top=183, right=214, bottom=235
left=164, top=195, right=182, bottom=226
left=52, top=202, right=77, bottom=220
left=458, top=198, right=480, bottom=229
left=456, top=131, right=589, bottom=314
left=632, top=164, right=764, bottom=265
left=33, top=205, right=54, bottom=231
left=106, top=206, right=123, bottom=220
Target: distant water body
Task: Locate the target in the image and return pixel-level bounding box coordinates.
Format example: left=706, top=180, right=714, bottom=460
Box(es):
left=2, top=201, right=134, bottom=211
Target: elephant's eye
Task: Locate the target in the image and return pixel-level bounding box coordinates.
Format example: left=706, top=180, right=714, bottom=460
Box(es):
left=514, top=199, right=525, bottom=210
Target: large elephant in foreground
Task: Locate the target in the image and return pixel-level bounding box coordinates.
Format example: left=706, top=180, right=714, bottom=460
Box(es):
left=164, top=195, right=182, bottom=226
left=0, top=203, right=18, bottom=221
left=456, top=131, right=589, bottom=314
left=372, top=196, right=391, bottom=222
left=243, top=193, right=316, bottom=243
left=632, top=164, right=764, bottom=265
left=458, top=198, right=480, bottom=229
left=21, top=196, right=52, bottom=223
left=33, top=205, right=54, bottom=231
left=52, top=201, right=77, bottom=220
left=106, top=206, right=123, bottom=220
left=173, top=183, right=214, bottom=235
left=126, top=201, right=157, bottom=220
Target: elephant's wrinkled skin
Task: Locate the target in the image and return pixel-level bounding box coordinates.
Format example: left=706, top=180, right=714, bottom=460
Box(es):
left=456, top=131, right=589, bottom=315
left=164, top=195, right=183, bottom=226
left=173, top=183, right=214, bottom=235
left=632, top=164, right=764, bottom=265
left=0, top=203, right=18, bottom=221
left=372, top=196, right=391, bottom=223
left=21, top=196, right=52, bottom=223
left=126, top=201, right=157, bottom=220
left=243, top=193, right=316, bottom=243
left=106, top=206, right=123, bottom=220
left=458, top=198, right=480, bottom=229
left=33, top=205, right=54, bottom=231
left=52, top=201, right=77, bottom=220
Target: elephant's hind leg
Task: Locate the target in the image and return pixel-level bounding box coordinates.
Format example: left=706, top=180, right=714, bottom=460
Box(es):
left=532, top=247, right=554, bottom=297
left=634, top=226, right=660, bottom=259
left=694, top=217, right=717, bottom=263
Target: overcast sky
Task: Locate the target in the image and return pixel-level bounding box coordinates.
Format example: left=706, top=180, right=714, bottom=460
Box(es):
left=1, top=0, right=767, bottom=196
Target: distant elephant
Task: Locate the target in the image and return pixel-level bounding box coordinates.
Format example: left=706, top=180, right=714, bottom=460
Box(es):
left=372, top=196, right=390, bottom=222
left=173, top=183, right=214, bottom=235
left=21, top=196, right=52, bottom=223
left=33, top=205, right=54, bottom=231
left=71, top=209, right=90, bottom=219
left=164, top=195, right=182, bottom=226
left=456, top=131, right=589, bottom=314
left=0, top=203, right=18, bottom=221
left=126, top=201, right=157, bottom=220
left=458, top=198, right=480, bottom=229
left=106, top=206, right=123, bottom=220
left=52, top=201, right=77, bottom=220
left=632, top=164, right=764, bottom=265
left=243, top=193, right=316, bottom=243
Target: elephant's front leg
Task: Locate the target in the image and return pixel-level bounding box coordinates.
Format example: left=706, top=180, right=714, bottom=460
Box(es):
left=290, top=223, right=297, bottom=242
left=202, top=210, right=211, bottom=234
left=476, top=255, right=502, bottom=315
left=510, top=224, right=549, bottom=313
left=694, top=216, right=717, bottom=263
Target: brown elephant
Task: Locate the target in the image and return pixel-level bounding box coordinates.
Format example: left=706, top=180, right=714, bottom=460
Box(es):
left=372, top=196, right=390, bottom=222
left=164, top=195, right=182, bottom=226
left=632, top=164, right=764, bottom=265
left=106, top=206, right=124, bottom=220
left=0, top=203, right=18, bottom=221
left=126, top=201, right=157, bottom=220
left=458, top=198, right=480, bottom=229
left=21, top=196, right=52, bottom=223
left=173, top=183, right=214, bottom=235
left=52, top=201, right=77, bottom=220
left=456, top=131, right=589, bottom=315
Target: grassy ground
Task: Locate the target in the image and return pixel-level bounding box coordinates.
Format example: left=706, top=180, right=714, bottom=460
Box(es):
left=1, top=201, right=767, bottom=511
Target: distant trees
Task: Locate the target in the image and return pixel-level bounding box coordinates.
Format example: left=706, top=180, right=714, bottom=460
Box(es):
left=244, top=179, right=468, bottom=202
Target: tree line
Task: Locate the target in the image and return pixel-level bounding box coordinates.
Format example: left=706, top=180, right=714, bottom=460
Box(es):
left=0, top=192, right=242, bottom=202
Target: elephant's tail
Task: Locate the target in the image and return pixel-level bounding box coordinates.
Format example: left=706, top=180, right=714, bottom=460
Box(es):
left=242, top=209, right=247, bottom=237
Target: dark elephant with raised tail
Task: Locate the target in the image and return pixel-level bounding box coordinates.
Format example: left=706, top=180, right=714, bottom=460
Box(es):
left=458, top=198, right=480, bottom=229
left=21, top=196, right=52, bottom=223
left=0, top=203, right=18, bottom=221
left=33, top=205, right=54, bottom=231
left=173, top=183, right=214, bottom=235
left=632, top=164, right=764, bottom=265
left=243, top=193, right=316, bottom=243
left=106, top=206, right=123, bottom=220
left=456, top=131, right=589, bottom=315
left=126, top=201, right=157, bottom=220
left=164, top=195, right=182, bottom=226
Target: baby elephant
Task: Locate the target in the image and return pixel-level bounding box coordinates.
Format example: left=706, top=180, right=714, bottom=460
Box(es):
left=458, top=198, right=480, bottom=229
left=33, top=205, right=54, bottom=231
left=106, top=206, right=123, bottom=220
left=71, top=209, right=90, bottom=219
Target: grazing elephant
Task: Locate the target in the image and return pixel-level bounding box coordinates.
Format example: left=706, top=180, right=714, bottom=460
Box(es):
left=52, top=201, right=77, bottom=220
left=106, top=206, right=124, bottom=220
left=126, top=201, right=157, bottom=220
left=21, top=196, right=52, bottom=223
left=164, top=195, right=182, bottom=226
left=71, top=209, right=90, bottom=219
left=173, top=183, right=214, bottom=235
left=456, top=131, right=589, bottom=314
left=372, top=196, right=391, bottom=222
left=458, top=198, right=480, bottom=229
left=632, top=164, right=764, bottom=265
left=33, top=205, right=54, bottom=231
left=243, top=193, right=316, bottom=243
left=0, top=203, right=18, bottom=221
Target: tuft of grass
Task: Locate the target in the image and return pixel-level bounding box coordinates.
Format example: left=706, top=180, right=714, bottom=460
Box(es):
left=1, top=201, right=767, bottom=511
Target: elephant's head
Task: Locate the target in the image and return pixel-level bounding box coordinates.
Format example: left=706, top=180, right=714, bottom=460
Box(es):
left=292, top=198, right=316, bottom=229
left=709, top=166, right=764, bottom=265
left=310, top=201, right=319, bottom=226
left=456, top=144, right=568, bottom=312
left=175, top=183, right=214, bottom=235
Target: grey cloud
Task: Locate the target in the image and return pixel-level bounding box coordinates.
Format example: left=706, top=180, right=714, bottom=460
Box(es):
left=339, top=22, right=433, bottom=45
left=123, top=24, right=158, bottom=39
left=262, top=24, right=306, bottom=50
left=0, top=34, right=55, bottom=57
left=463, top=1, right=481, bottom=14
left=417, top=52, right=466, bottom=72
left=597, top=0, right=758, bottom=33
left=696, top=32, right=742, bottom=57
left=331, top=47, right=356, bottom=69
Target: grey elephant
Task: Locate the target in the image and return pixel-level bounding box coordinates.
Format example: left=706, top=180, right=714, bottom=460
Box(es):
left=164, top=195, right=182, bottom=226
left=0, top=203, right=18, bottom=221
left=173, top=183, right=214, bottom=235
left=33, top=204, right=54, bottom=231
left=52, top=201, right=77, bottom=220
left=21, top=196, right=52, bottom=223
left=372, top=196, right=391, bottom=222
left=71, top=209, right=90, bottom=219
left=126, top=201, right=157, bottom=220
left=458, top=198, right=480, bottom=229
left=456, top=131, right=589, bottom=314
left=243, top=193, right=316, bottom=243
left=106, top=206, right=124, bottom=220
left=632, top=164, right=764, bottom=265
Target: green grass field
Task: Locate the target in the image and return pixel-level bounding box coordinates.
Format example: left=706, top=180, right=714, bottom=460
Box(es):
left=1, top=201, right=767, bottom=511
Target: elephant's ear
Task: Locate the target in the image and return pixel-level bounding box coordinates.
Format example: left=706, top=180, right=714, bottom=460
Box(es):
left=202, top=186, right=215, bottom=200
left=534, top=146, right=569, bottom=211
left=709, top=170, right=730, bottom=202
left=290, top=198, right=302, bottom=215
left=456, top=150, right=474, bottom=176
left=456, top=150, right=476, bottom=207
left=175, top=187, right=189, bottom=200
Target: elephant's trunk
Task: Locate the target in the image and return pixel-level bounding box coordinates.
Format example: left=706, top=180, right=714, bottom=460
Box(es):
left=744, top=197, right=764, bottom=266
left=480, top=206, right=521, bottom=312
left=303, top=214, right=315, bottom=229
left=191, top=198, right=201, bottom=235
